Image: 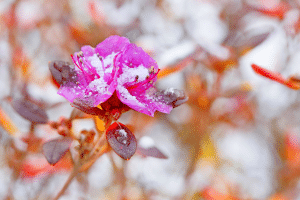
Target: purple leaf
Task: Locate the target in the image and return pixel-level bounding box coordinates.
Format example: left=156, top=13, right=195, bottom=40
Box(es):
left=48, top=61, right=77, bottom=85
left=106, top=122, right=137, bottom=160
left=225, top=28, right=273, bottom=48
left=155, top=88, right=188, bottom=108
left=136, top=146, right=168, bottom=159
left=42, top=137, right=73, bottom=165
left=12, top=98, right=49, bottom=124
left=71, top=100, right=106, bottom=116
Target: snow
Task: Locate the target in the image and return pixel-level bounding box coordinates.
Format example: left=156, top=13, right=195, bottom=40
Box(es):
left=214, top=125, right=275, bottom=199
left=139, top=136, right=155, bottom=149
left=88, top=77, right=108, bottom=95
left=2, top=0, right=299, bottom=199
left=89, top=54, right=104, bottom=77
left=118, top=65, right=149, bottom=84
left=103, top=52, right=117, bottom=73
left=118, top=129, right=127, bottom=137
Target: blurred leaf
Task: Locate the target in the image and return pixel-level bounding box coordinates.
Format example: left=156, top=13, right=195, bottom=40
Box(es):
left=288, top=74, right=300, bottom=84
left=199, top=135, right=217, bottom=164
left=136, top=146, right=168, bottom=159
left=251, top=64, right=285, bottom=83
left=21, top=135, right=42, bottom=153
left=20, top=154, right=73, bottom=179
left=251, top=64, right=300, bottom=89
left=88, top=0, right=106, bottom=26
left=252, top=1, right=290, bottom=19
left=0, top=107, right=19, bottom=136
left=158, top=57, right=193, bottom=79
left=203, top=47, right=237, bottom=73
left=243, top=31, right=271, bottom=49
left=225, top=28, right=272, bottom=51
left=20, top=160, right=48, bottom=179
left=12, top=98, right=49, bottom=124
left=12, top=47, right=31, bottom=81
left=106, top=122, right=137, bottom=160
left=285, top=132, right=300, bottom=167
left=269, top=193, right=289, bottom=200
left=201, top=187, right=239, bottom=200
left=222, top=82, right=252, bottom=98
left=42, top=137, right=73, bottom=165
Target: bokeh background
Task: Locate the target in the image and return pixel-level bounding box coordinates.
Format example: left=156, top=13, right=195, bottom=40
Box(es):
left=1, top=0, right=300, bottom=199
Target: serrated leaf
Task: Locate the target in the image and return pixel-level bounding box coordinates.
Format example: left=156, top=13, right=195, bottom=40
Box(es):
left=0, top=107, right=19, bottom=135
left=12, top=98, right=49, bottom=124
left=106, top=122, right=137, bottom=160
left=42, top=137, right=73, bottom=165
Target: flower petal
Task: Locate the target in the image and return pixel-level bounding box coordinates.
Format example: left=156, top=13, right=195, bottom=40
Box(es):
left=114, top=43, right=172, bottom=116
left=58, top=36, right=130, bottom=107
left=56, top=35, right=187, bottom=116
left=116, top=87, right=173, bottom=116
left=95, top=35, right=130, bottom=58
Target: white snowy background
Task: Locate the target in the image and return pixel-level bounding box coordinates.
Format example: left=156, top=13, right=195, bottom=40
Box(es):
left=1, top=0, right=300, bottom=199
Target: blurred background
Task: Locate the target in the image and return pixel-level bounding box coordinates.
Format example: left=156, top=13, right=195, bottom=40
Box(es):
left=1, top=0, right=300, bottom=199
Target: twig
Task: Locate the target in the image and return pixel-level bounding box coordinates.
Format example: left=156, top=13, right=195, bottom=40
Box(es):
left=53, top=163, right=81, bottom=200
left=118, top=159, right=127, bottom=200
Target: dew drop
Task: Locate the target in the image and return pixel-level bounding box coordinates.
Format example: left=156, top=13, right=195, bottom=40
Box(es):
left=106, top=122, right=137, bottom=160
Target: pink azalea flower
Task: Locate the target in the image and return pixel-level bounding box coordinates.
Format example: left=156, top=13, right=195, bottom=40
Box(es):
left=57, top=35, right=178, bottom=116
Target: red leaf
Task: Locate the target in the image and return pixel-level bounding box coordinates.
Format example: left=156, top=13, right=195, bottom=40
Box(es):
left=251, top=64, right=300, bottom=89
left=251, top=64, right=286, bottom=84
left=106, top=122, right=137, bottom=160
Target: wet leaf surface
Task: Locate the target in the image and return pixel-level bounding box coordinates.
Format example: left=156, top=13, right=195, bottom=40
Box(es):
left=42, top=137, right=73, bottom=165
left=106, top=122, right=137, bottom=160
left=12, top=98, right=49, bottom=124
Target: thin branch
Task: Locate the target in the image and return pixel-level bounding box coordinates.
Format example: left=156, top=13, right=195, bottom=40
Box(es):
left=53, top=163, right=81, bottom=200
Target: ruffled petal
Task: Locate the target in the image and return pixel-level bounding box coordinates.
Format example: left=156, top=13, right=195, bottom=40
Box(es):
left=95, top=35, right=130, bottom=58
left=115, top=43, right=172, bottom=116
left=116, top=87, right=173, bottom=116
left=56, top=35, right=186, bottom=115
left=58, top=35, right=131, bottom=107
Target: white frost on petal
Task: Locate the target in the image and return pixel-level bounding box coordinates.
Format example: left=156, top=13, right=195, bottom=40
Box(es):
left=103, top=52, right=118, bottom=73
left=89, top=54, right=104, bottom=77
left=88, top=77, right=109, bottom=94
left=118, top=65, right=149, bottom=84
left=88, top=52, right=117, bottom=75
left=116, top=65, right=150, bottom=108
left=117, top=85, right=145, bottom=107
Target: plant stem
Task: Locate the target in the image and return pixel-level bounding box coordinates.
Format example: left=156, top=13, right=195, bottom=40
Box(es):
left=53, top=163, right=81, bottom=200
left=53, top=117, right=112, bottom=199
left=118, top=159, right=127, bottom=200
